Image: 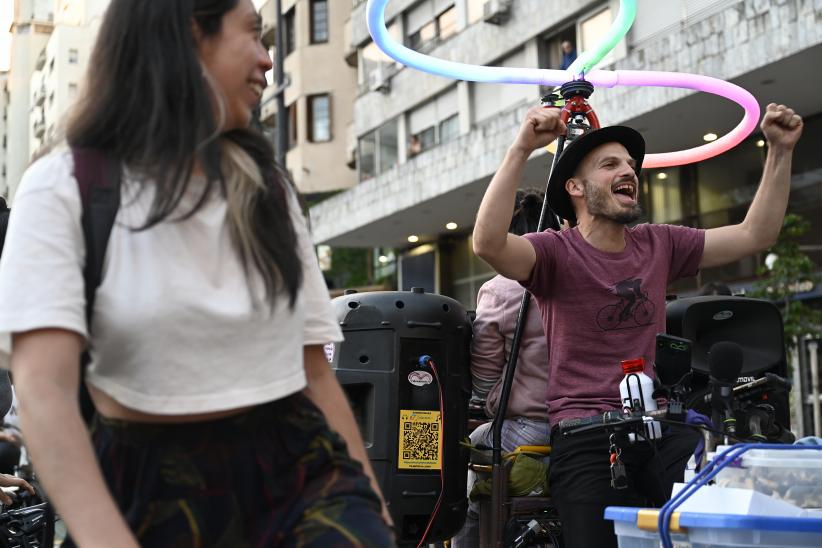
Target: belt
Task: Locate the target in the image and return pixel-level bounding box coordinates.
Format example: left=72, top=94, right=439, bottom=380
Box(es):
left=551, top=410, right=626, bottom=438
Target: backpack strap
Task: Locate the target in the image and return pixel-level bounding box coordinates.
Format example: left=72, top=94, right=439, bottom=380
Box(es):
left=71, top=148, right=121, bottom=423
left=71, top=148, right=121, bottom=326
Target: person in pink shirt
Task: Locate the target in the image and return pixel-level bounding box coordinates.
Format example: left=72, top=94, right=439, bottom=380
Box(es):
left=452, top=189, right=551, bottom=547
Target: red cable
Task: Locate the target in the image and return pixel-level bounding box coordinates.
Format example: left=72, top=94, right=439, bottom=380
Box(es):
left=416, top=358, right=445, bottom=548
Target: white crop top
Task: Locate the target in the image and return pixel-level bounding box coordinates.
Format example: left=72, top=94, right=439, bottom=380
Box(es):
left=0, top=148, right=343, bottom=414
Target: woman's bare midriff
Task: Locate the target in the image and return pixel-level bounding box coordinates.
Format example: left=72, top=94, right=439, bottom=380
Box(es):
left=88, top=383, right=255, bottom=423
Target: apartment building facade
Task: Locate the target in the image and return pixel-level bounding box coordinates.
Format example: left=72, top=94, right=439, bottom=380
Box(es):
left=310, top=0, right=822, bottom=307
left=5, top=0, right=53, bottom=200
left=259, top=0, right=358, bottom=195
left=28, top=23, right=91, bottom=159
left=0, top=72, right=8, bottom=196
left=4, top=0, right=109, bottom=199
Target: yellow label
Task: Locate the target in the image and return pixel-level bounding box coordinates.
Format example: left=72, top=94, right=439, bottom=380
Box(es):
left=398, top=409, right=442, bottom=470
left=636, top=509, right=685, bottom=533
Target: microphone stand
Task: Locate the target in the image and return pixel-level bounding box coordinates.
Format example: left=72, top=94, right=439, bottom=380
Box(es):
left=488, top=80, right=599, bottom=547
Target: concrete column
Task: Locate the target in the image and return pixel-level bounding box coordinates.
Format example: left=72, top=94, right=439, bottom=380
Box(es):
left=523, top=36, right=540, bottom=69
left=455, top=0, right=469, bottom=30
left=457, top=80, right=471, bottom=135
left=397, top=113, right=408, bottom=164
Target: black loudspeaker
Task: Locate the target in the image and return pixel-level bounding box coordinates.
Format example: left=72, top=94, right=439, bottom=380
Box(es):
left=331, top=288, right=471, bottom=545
left=665, top=296, right=789, bottom=427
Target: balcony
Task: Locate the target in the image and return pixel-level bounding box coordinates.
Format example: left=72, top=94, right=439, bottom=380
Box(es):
left=33, top=84, right=45, bottom=106
left=343, top=18, right=357, bottom=67
left=33, top=116, right=45, bottom=139
left=259, top=0, right=277, bottom=48
left=35, top=49, right=47, bottom=71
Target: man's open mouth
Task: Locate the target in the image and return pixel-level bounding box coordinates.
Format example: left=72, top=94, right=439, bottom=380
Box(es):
left=612, top=182, right=637, bottom=204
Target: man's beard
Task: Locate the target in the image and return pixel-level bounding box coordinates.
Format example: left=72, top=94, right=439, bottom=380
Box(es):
left=582, top=178, right=642, bottom=224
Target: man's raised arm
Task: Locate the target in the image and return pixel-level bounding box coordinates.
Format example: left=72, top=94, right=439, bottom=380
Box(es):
left=700, top=103, right=803, bottom=269
left=473, top=106, right=566, bottom=281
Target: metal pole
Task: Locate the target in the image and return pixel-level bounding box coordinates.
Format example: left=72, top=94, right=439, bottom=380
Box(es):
left=791, top=340, right=805, bottom=437
left=274, top=0, right=288, bottom=167
left=488, top=134, right=566, bottom=547
left=809, top=340, right=820, bottom=437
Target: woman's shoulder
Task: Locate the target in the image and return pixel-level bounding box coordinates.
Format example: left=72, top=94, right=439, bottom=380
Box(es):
left=15, top=146, right=77, bottom=200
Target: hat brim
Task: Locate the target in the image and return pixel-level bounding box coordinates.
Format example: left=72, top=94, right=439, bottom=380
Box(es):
left=546, top=126, right=645, bottom=223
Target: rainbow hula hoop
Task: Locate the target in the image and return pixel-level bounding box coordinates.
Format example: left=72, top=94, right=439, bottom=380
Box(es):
left=365, top=0, right=760, bottom=168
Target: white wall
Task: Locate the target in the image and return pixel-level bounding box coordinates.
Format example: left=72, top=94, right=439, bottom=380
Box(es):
left=631, top=0, right=727, bottom=45
left=0, top=73, right=8, bottom=197
left=6, top=24, right=50, bottom=200
left=471, top=47, right=535, bottom=123
left=15, top=0, right=55, bottom=21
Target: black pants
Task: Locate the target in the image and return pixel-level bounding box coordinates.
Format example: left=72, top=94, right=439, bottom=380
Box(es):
left=549, top=424, right=699, bottom=548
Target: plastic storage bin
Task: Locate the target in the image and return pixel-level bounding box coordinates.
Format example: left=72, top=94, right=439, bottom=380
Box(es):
left=713, top=448, right=822, bottom=509
left=606, top=506, right=822, bottom=547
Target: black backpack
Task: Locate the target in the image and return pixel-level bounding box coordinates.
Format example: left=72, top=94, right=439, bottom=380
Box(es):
left=0, top=150, right=118, bottom=423
left=72, top=148, right=121, bottom=423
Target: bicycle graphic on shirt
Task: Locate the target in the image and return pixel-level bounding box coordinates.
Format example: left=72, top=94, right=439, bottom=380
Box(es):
left=596, top=277, right=656, bottom=331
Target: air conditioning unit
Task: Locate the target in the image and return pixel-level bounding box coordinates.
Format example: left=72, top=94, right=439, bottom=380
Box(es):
left=483, top=0, right=513, bottom=25
left=368, top=65, right=391, bottom=93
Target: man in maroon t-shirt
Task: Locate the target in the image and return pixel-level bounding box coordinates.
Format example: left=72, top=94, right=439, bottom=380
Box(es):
left=473, top=103, right=803, bottom=547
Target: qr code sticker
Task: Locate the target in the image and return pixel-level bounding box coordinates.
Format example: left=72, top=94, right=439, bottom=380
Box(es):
left=398, top=410, right=442, bottom=470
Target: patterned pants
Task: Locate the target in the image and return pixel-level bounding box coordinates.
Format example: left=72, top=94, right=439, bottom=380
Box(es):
left=64, top=393, right=394, bottom=547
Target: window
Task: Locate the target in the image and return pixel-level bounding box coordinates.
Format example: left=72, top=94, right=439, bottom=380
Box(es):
left=646, top=169, right=683, bottom=224
left=360, top=22, right=400, bottom=87
left=288, top=101, right=298, bottom=149
left=358, top=119, right=398, bottom=181
left=68, top=48, right=78, bottom=64
left=284, top=8, right=296, bottom=55
left=538, top=27, right=577, bottom=77
left=266, top=47, right=275, bottom=85
left=359, top=131, right=377, bottom=180
left=406, top=1, right=457, bottom=52
left=68, top=82, right=77, bottom=98
left=579, top=8, right=613, bottom=66
left=416, top=126, right=436, bottom=151
left=307, top=94, right=331, bottom=142
left=466, top=0, right=485, bottom=24
left=437, top=6, right=458, bottom=41
left=408, top=87, right=458, bottom=154
left=309, top=0, right=329, bottom=44
left=439, top=114, right=459, bottom=144
left=407, top=20, right=437, bottom=52
left=377, top=120, right=398, bottom=173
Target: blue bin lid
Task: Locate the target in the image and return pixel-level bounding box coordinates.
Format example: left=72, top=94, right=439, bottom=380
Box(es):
left=605, top=506, right=822, bottom=533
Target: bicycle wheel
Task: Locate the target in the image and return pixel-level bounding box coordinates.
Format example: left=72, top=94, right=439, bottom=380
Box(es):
left=596, top=304, right=621, bottom=331
left=633, top=300, right=655, bottom=326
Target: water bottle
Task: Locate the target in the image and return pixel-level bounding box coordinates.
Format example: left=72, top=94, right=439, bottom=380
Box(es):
left=619, top=357, right=662, bottom=440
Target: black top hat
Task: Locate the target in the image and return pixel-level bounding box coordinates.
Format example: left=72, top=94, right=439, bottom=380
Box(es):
left=546, top=126, right=645, bottom=223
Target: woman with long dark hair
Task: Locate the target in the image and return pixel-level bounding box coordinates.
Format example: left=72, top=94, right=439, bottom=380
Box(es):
left=0, top=1, right=392, bottom=545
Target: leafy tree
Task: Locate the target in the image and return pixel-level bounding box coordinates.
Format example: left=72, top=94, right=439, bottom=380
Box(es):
left=751, top=214, right=822, bottom=348
left=325, top=247, right=371, bottom=290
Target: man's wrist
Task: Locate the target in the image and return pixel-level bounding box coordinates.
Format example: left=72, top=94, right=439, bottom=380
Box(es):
left=507, top=144, right=532, bottom=162
left=766, top=142, right=794, bottom=156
